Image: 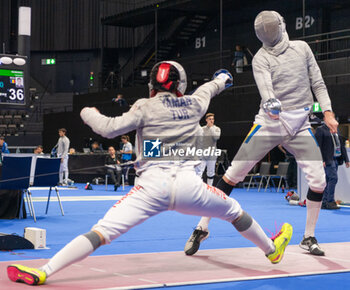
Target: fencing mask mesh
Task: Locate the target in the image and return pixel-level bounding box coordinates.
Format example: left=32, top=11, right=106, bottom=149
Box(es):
left=254, top=11, right=285, bottom=47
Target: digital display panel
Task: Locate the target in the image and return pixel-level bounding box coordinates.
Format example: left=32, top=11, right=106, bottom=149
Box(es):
left=0, top=69, right=25, bottom=105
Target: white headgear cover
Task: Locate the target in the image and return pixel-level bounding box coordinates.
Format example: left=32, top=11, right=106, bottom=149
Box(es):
left=254, top=11, right=286, bottom=47
left=148, top=61, right=187, bottom=96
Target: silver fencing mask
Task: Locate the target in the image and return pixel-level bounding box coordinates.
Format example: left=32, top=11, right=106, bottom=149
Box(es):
left=254, top=11, right=286, bottom=47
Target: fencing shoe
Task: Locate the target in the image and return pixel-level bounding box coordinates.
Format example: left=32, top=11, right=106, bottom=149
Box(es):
left=7, top=264, right=46, bottom=285
left=267, top=223, right=293, bottom=264
left=299, top=236, right=325, bottom=256
left=184, top=227, right=209, bottom=256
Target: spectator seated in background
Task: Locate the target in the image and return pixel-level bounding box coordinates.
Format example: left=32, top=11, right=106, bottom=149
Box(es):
left=105, top=146, right=122, bottom=191
left=34, top=145, right=44, bottom=154
left=112, top=94, right=128, bottom=107
left=69, top=148, right=76, bottom=155
left=91, top=141, right=103, bottom=153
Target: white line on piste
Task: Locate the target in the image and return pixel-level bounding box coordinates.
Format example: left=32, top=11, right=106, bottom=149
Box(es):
left=90, top=268, right=107, bottom=273
left=30, top=196, right=122, bottom=202
left=94, top=284, right=165, bottom=290
left=112, top=272, right=131, bottom=278
left=137, top=278, right=159, bottom=284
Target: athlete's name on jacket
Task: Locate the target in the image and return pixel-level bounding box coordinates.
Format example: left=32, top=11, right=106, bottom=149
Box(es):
left=161, top=95, right=192, bottom=108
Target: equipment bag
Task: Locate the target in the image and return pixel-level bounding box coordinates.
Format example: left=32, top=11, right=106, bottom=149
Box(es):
left=0, top=233, right=34, bottom=250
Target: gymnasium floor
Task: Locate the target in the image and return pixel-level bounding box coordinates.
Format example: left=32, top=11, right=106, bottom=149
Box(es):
left=1, top=183, right=350, bottom=289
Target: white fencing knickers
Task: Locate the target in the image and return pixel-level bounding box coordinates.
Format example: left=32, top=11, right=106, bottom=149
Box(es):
left=199, top=159, right=217, bottom=186
left=59, top=155, right=69, bottom=183
left=225, top=115, right=326, bottom=193
left=91, top=165, right=243, bottom=244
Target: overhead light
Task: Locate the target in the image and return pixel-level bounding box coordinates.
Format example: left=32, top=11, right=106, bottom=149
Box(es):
left=0, top=57, right=13, bottom=65
left=13, top=58, right=26, bottom=66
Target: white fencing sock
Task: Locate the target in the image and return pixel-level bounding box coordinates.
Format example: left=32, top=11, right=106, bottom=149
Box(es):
left=207, top=178, right=214, bottom=186
left=233, top=212, right=275, bottom=255
left=197, top=217, right=211, bottom=231
left=59, top=172, right=63, bottom=183
left=40, top=232, right=101, bottom=277
left=304, top=199, right=321, bottom=238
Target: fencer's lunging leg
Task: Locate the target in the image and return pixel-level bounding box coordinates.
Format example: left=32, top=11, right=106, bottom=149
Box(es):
left=40, top=231, right=103, bottom=277
left=232, top=211, right=275, bottom=255
left=195, top=178, right=235, bottom=231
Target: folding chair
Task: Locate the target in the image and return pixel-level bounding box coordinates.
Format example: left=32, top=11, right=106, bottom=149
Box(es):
left=257, top=162, right=271, bottom=192
left=246, top=164, right=260, bottom=191
left=105, top=172, right=125, bottom=190
left=265, top=162, right=290, bottom=192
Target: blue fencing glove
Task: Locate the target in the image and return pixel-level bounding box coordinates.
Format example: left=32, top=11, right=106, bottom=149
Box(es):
left=213, top=69, right=233, bottom=88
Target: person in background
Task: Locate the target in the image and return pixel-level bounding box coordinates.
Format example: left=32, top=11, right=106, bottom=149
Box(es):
left=315, top=124, right=350, bottom=210
left=57, top=128, right=70, bottom=186
left=113, top=94, right=128, bottom=107
left=199, top=113, right=221, bottom=186
left=120, top=135, right=132, bottom=162
left=91, top=141, right=103, bottom=153
left=0, top=137, right=10, bottom=156
left=278, top=145, right=297, bottom=188
left=105, top=146, right=122, bottom=191
left=231, top=44, right=247, bottom=73
left=69, top=148, right=76, bottom=155
left=34, top=145, right=44, bottom=155
left=120, top=135, right=133, bottom=184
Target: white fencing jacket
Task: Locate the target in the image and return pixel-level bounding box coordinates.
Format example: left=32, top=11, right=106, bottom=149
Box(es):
left=81, top=78, right=226, bottom=173
left=252, top=33, right=332, bottom=135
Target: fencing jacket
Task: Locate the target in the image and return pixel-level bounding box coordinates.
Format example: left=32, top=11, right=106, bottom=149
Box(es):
left=81, top=78, right=226, bottom=173
left=57, top=136, right=70, bottom=158
left=252, top=32, right=332, bottom=135
left=201, top=125, right=221, bottom=149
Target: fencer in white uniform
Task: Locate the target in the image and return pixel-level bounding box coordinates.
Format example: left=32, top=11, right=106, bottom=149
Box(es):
left=57, top=128, right=70, bottom=185
left=198, top=113, right=221, bottom=186
left=185, top=11, right=338, bottom=256
left=7, top=61, right=293, bottom=285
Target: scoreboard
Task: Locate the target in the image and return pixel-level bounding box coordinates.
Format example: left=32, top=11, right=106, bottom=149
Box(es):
left=0, top=69, right=25, bottom=105
left=0, top=54, right=27, bottom=107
